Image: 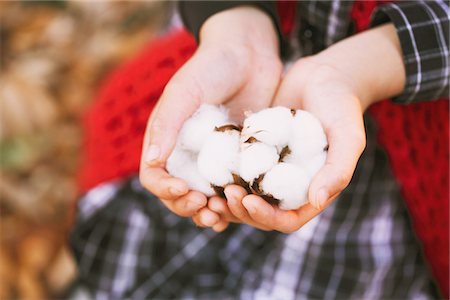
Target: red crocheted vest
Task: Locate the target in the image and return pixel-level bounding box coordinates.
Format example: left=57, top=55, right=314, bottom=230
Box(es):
left=78, top=1, right=449, bottom=296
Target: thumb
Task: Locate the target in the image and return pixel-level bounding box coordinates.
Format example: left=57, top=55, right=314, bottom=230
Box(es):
left=308, top=122, right=366, bottom=210
left=273, top=61, right=366, bottom=210
left=143, top=47, right=246, bottom=166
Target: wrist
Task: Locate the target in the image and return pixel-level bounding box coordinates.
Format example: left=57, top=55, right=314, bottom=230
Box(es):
left=290, top=56, right=366, bottom=111
left=311, top=24, right=405, bottom=110
left=306, top=54, right=372, bottom=110
left=199, top=6, right=280, bottom=58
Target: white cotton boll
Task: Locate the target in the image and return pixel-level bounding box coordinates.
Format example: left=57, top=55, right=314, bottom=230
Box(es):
left=301, top=151, right=327, bottom=179
left=178, top=104, right=230, bottom=153
left=239, top=142, right=279, bottom=182
left=242, top=106, right=293, bottom=146
left=283, top=148, right=327, bottom=179
left=288, top=110, right=327, bottom=163
left=197, top=129, right=240, bottom=187
left=261, top=163, right=310, bottom=210
left=166, top=147, right=215, bottom=196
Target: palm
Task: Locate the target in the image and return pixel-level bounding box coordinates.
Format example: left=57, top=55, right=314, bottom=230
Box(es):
left=139, top=23, right=282, bottom=228
left=211, top=59, right=367, bottom=233
left=194, top=46, right=282, bottom=122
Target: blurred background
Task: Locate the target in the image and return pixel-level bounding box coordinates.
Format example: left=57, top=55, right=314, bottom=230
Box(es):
left=0, top=1, right=171, bottom=299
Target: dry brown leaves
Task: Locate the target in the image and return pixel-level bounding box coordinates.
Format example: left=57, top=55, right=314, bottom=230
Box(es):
left=0, top=1, right=170, bottom=298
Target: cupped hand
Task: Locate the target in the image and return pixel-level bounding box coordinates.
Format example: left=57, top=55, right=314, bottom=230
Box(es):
left=204, top=24, right=405, bottom=233
left=139, top=6, right=282, bottom=224
left=212, top=56, right=367, bottom=233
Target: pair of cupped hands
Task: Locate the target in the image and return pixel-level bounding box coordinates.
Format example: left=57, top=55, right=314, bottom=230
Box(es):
left=139, top=6, right=405, bottom=233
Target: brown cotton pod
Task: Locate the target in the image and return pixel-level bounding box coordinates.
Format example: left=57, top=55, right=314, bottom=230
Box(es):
left=244, top=136, right=258, bottom=144
left=209, top=174, right=252, bottom=199
left=232, top=173, right=252, bottom=194
left=214, top=124, right=242, bottom=132
left=250, top=174, right=280, bottom=206
left=211, top=184, right=226, bottom=198
left=278, top=145, right=292, bottom=163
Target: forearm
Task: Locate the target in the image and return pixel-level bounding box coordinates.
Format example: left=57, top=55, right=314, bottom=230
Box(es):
left=179, top=1, right=286, bottom=57
left=312, top=23, right=406, bottom=110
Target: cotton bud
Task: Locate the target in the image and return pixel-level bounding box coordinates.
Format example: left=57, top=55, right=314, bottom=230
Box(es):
left=239, top=141, right=279, bottom=182
left=197, top=125, right=241, bottom=187
left=167, top=104, right=328, bottom=209
left=178, top=104, right=230, bottom=152
left=284, top=150, right=327, bottom=180
left=240, top=107, right=328, bottom=210
left=166, top=147, right=215, bottom=196
left=287, top=110, right=328, bottom=164
left=242, top=106, right=293, bottom=147
left=303, top=151, right=327, bottom=179
left=259, top=163, right=310, bottom=210
left=167, top=104, right=230, bottom=196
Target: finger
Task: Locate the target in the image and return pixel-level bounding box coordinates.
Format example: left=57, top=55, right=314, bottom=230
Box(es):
left=191, top=214, right=204, bottom=228
left=241, top=195, right=302, bottom=232
left=242, top=195, right=321, bottom=233
left=143, top=48, right=246, bottom=166
left=192, top=207, right=220, bottom=227
left=272, top=58, right=365, bottom=212
left=139, top=166, right=188, bottom=200
left=308, top=122, right=366, bottom=210
left=208, top=196, right=241, bottom=223
left=161, top=191, right=207, bottom=217
left=212, top=220, right=230, bottom=232
left=225, top=186, right=271, bottom=231
left=225, top=185, right=253, bottom=222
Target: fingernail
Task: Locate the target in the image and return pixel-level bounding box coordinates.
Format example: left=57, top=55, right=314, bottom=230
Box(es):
left=212, top=225, right=222, bottom=233
left=213, top=223, right=228, bottom=233
left=317, top=188, right=329, bottom=208
left=187, top=199, right=204, bottom=211
left=145, top=145, right=160, bottom=163
left=203, top=214, right=218, bottom=227
left=227, top=194, right=239, bottom=207
left=169, top=185, right=187, bottom=196
left=243, top=198, right=256, bottom=214
left=226, top=189, right=241, bottom=202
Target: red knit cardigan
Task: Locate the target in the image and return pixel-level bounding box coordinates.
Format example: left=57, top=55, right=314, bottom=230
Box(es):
left=77, top=1, right=449, bottom=296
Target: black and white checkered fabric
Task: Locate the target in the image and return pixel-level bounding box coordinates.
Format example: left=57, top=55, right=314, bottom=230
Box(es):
left=70, top=119, right=440, bottom=299
left=181, top=1, right=449, bottom=103
left=371, top=1, right=449, bottom=103
left=70, top=1, right=449, bottom=299
left=286, top=0, right=449, bottom=104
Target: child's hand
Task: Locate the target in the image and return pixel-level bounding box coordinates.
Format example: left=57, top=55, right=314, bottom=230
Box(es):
left=206, top=24, right=406, bottom=232
left=139, top=6, right=282, bottom=220
left=195, top=191, right=273, bottom=232
left=217, top=57, right=367, bottom=233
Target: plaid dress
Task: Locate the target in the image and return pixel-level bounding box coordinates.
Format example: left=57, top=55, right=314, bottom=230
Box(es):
left=71, top=1, right=449, bottom=299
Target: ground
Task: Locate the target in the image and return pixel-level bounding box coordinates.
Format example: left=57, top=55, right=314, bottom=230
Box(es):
left=0, top=2, right=169, bottom=298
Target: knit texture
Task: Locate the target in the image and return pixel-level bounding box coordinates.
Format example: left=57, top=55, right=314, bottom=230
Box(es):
left=77, top=2, right=448, bottom=296
left=78, top=30, right=196, bottom=191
